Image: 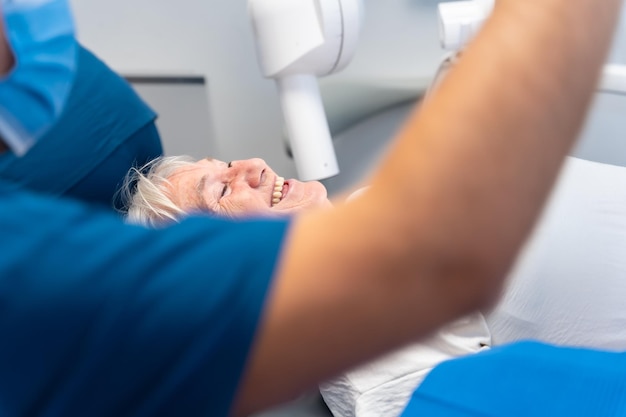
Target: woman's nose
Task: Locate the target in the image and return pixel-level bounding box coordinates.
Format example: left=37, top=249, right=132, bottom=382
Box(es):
left=230, top=158, right=267, bottom=188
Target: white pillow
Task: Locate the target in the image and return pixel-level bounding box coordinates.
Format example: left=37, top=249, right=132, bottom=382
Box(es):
left=319, top=313, right=490, bottom=417
left=487, top=157, right=626, bottom=350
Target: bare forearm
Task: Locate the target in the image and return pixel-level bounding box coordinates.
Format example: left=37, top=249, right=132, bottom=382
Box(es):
left=375, top=0, right=622, bottom=283
left=235, top=0, right=623, bottom=414
left=0, top=17, right=14, bottom=76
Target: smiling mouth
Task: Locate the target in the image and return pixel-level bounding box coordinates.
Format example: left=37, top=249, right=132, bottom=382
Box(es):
left=272, top=177, right=285, bottom=207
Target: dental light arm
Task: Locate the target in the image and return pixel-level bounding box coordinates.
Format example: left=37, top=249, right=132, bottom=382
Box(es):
left=438, top=1, right=626, bottom=98
left=438, top=0, right=495, bottom=51
left=248, top=0, right=363, bottom=181
left=426, top=1, right=495, bottom=95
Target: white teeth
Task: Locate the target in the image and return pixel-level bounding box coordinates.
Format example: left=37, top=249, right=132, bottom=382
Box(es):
left=272, top=177, right=285, bottom=207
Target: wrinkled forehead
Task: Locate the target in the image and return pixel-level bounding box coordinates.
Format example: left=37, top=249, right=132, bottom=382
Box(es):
left=168, top=158, right=219, bottom=182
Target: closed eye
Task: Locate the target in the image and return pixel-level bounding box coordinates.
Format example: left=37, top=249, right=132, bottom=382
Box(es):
left=220, top=162, right=232, bottom=198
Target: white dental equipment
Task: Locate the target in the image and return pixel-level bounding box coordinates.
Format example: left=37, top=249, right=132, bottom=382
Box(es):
left=438, top=0, right=626, bottom=94
left=248, top=0, right=363, bottom=181
left=428, top=0, right=494, bottom=95
left=438, top=0, right=494, bottom=51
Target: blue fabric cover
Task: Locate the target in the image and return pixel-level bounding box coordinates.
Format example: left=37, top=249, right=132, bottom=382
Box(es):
left=402, top=341, right=626, bottom=417
left=0, top=44, right=162, bottom=208
left=0, top=182, right=288, bottom=417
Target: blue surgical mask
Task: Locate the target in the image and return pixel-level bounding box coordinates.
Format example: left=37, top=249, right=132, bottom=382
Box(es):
left=0, top=0, right=77, bottom=156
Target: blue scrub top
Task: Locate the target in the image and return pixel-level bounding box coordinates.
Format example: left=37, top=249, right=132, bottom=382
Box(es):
left=0, top=182, right=288, bottom=417
left=402, top=341, right=626, bottom=417
left=0, top=45, right=162, bottom=208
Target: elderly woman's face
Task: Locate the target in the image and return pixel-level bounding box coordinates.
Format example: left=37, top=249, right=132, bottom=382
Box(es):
left=166, top=157, right=332, bottom=217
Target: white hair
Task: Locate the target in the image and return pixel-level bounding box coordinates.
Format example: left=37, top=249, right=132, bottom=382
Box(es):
left=118, top=155, right=203, bottom=227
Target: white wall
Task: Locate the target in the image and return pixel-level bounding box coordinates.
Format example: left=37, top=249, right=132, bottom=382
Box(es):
left=70, top=0, right=626, bottom=181
left=70, top=0, right=293, bottom=175
left=132, top=82, right=216, bottom=158
left=69, top=0, right=452, bottom=179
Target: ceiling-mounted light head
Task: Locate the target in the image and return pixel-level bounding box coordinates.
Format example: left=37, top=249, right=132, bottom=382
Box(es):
left=249, top=0, right=363, bottom=181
